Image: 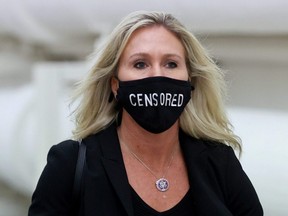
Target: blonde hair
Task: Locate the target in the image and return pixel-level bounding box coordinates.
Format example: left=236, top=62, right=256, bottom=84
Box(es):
left=72, top=11, right=241, bottom=152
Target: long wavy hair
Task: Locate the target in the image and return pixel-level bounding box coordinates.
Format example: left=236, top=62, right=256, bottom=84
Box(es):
left=71, top=11, right=241, bottom=153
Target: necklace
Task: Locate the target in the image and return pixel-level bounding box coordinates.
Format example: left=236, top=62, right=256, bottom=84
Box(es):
left=121, top=139, right=177, bottom=192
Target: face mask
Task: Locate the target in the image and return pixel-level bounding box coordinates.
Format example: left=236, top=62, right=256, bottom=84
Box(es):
left=116, top=76, right=193, bottom=133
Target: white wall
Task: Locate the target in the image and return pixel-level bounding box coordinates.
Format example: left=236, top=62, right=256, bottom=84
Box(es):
left=207, top=35, right=288, bottom=215
left=229, top=107, right=288, bottom=215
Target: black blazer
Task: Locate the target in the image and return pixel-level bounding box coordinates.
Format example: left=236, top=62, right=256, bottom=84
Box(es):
left=28, top=123, right=263, bottom=216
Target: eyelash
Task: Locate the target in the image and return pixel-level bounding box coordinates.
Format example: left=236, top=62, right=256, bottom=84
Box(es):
left=166, top=61, right=178, bottom=68
left=133, top=61, right=178, bottom=69
left=134, top=61, right=147, bottom=69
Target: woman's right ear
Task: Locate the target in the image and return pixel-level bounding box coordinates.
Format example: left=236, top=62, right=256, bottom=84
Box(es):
left=110, top=76, right=119, bottom=98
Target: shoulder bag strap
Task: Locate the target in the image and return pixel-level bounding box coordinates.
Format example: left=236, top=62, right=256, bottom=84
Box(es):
left=72, top=139, right=86, bottom=212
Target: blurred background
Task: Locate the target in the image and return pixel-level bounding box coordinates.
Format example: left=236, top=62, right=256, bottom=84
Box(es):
left=0, top=0, right=287, bottom=215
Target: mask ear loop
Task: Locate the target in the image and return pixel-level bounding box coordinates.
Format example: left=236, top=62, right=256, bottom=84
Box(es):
left=188, top=75, right=195, bottom=91
left=108, top=92, right=114, bottom=102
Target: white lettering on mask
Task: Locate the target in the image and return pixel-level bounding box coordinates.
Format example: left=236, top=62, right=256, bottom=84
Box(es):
left=129, top=94, right=137, bottom=106
left=129, top=93, right=184, bottom=107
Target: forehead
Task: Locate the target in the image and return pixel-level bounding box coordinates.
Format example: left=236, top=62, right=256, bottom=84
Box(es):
left=121, top=25, right=185, bottom=57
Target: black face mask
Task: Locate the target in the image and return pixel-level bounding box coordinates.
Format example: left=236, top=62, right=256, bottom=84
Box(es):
left=116, top=76, right=193, bottom=133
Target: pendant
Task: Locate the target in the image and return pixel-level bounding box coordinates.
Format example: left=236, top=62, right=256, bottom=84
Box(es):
left=155, top=178, right=169, bottom=192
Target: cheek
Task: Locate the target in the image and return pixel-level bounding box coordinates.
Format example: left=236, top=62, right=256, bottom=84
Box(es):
left=117, top=64, right=146, bottom=81
left=117, top=59, right=136, bottom=81
left=117, top=66, right=133, bottom=81
left=182, top=70, right=189, bottom=80
left=180, top=63, right=189, bottom=80
left=117, top=55, right=129, bottom=80
left=170, top=68, right=189, bottom=81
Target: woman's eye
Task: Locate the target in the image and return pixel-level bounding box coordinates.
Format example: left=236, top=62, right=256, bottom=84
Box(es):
left=166, top=61, right=177, bottom=68
left=134, top=62, right=147, bottom=69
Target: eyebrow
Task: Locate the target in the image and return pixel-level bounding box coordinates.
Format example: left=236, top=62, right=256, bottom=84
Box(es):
left=128, top=52, right=183, bottom=60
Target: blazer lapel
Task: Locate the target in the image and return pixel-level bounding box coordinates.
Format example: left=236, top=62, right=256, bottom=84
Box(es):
left=180, top=132, right=233, bottom=216
left=99, top=124, right=134, bottom=216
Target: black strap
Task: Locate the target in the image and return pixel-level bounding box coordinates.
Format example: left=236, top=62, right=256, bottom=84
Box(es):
left=72, top=140, right=86, bottom=212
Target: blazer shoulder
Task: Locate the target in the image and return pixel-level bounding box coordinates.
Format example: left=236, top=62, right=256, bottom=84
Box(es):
left=202, top=140, right=263, bottom=215
left=41, top=139, right=80, bottom=183
left=28, top=139, right=80, bottom=215
left=203, top=140, right=232, bottom=149
left=202, top=140, right=236, bottom=157
left=82, top=123, right=118, bottom=149
left=47, top=139, right=79, bottom=164
left=195, top=139, right=240, bottom=171
left=180, top=130, right=236, bottom=162
left=52, top=139, right=79, bottom=151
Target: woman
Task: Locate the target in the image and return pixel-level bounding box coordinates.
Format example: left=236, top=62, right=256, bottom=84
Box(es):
left=28, top=11, right=263, bottom=215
